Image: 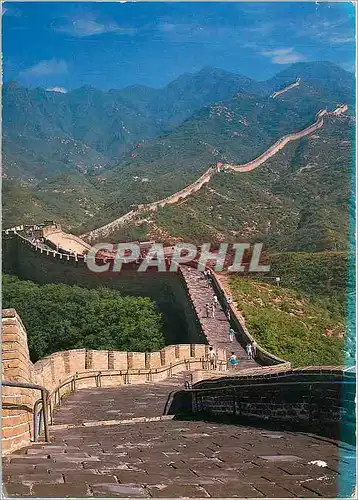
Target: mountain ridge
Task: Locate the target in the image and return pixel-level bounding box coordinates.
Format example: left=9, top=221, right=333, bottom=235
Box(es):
left=2, top=60, right=355, bottom=253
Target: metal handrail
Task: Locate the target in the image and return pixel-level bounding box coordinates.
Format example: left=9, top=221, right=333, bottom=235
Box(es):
left=2, top=380, right=50, bottom=442
left=183, top=378, right=355, bottom=394
left=2, top=355, right=229, bottom=442
left=45, top=356, right=228, bottom=420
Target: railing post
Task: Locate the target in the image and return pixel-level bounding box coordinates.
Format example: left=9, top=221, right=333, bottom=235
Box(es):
left=49, top=399, right=54, bottom=425
left=33, top=400, right=41, bottom=442
left=41, top=389, right=50, bottom=443
left=232, top=388, right=236, bottom=417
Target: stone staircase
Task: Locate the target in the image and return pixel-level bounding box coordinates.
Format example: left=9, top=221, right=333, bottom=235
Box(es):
left=2, top=373, right=348, bottom=498
left=181, top=267, right=256, bottom=370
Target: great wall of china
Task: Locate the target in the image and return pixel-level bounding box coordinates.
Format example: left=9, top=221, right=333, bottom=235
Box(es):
left=270, top=77, right=301, bottom=99
left=84, top=104, right=348, bottom=242
left=2, top=303, right=355, bottom=498
left=2, top=73, right=355, bottom=497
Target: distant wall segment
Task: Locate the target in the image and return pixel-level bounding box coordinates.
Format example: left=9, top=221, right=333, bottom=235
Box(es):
left=82, top=106, right=347, bottom=241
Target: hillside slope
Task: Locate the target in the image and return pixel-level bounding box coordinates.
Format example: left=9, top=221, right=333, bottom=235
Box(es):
left=99, top=114, right=353, bottom=252
left=229, top=275, right=344, bottom=368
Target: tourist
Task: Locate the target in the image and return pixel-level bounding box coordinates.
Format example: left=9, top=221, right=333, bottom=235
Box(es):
left=229, top=352, right=238, bottom=371
left=251, top=340, right=257, bottom=358
left=229, top=327, right=235, bottom=343
left=205, top=303, right=210, bottom=318
left=213, top=295, right=218, bottom=308
left=208, top=347, right=217, bottom=370
left=211, top=303, right=216, bottom=319
left=226, top=306, right=231, bottom=321
left=246, top=343, right=253, bottom=360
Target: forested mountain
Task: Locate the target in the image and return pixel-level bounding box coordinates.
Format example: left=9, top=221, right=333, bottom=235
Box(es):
left=2, top=61, right=355, bottom=253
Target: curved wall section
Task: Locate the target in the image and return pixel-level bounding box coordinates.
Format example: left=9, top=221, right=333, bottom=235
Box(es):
left=2, top=234, right=204, bottom=345
left=171, top=368, right=355, bottom=444
left=2, top=308, right=226, bottom=455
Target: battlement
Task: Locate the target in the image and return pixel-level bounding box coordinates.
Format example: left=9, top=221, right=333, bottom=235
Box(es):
left=2, top=308, right=226, bottom=455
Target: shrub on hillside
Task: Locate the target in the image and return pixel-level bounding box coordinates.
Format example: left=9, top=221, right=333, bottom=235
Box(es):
left=229, top=276, right=344, bottom=367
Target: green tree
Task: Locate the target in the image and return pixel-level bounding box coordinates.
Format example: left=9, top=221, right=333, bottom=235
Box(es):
left=2, top=274, right=165, bottom=362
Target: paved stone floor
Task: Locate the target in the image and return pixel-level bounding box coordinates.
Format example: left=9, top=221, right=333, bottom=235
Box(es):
left=181, top=267, right=255, bottom=369
left=3, top=374, right=355, bottom=498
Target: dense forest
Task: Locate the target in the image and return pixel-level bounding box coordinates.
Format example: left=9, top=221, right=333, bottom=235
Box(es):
left=2, top=274, right=165, bottom=362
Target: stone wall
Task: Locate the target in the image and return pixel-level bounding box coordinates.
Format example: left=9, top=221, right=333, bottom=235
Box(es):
left=2, top=308, right=226, bottom=455
left=84, top=166, right=216, bottom=242
left=172, top=368, right=356, bottom=444
left=2, top=233, right=204, bottom=345
left=2, top=310, right=37, bottom=454
left=223, top=115, right=324, bottom=172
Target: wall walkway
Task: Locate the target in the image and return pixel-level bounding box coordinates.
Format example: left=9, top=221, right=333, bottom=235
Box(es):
left=1, top=308, right=226, bottom=455
left=84, top=105, right=346, bottom=242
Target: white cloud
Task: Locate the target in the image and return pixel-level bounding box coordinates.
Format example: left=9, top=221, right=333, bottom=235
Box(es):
left=329, top=35, right=355, bottom=45
left=54, top=15, right=136, bottom=38
left=20, top=59, right=68, bottom=79
left=2, top=5, right=22, bottom=17
left=46, top=87, right=68, bottom=94
left=261, top=48, right=306, bottom=65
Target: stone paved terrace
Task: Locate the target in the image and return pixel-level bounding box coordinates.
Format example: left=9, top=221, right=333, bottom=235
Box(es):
left=180, top=267, right=255, bottom=369
left=3, top=371, right=355, bottom=498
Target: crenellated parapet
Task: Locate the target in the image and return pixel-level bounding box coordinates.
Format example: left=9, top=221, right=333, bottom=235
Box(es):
left=1, top=308, right=227, bottom=455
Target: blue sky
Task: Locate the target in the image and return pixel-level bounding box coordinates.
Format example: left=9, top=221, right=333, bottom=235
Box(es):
left=2, top=2, right=356, bottom=91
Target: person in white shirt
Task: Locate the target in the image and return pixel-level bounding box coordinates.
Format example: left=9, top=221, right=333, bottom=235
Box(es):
left=229, top=328, right=235, bottom=343
left=246, top=343, right=253, bottom=360
left=208, top=347, right=217, bottom=370
left=251, top=341, right=257, bottom=358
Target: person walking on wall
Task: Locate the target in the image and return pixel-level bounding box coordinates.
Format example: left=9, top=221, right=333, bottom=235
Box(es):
left=229, top=352, right=238, bottom=371
left=213, top=295, right=218, bottom=308
left=229, top=327, right=235, bottom=343
left=251, top=340, right=257, bottom=359
left=246, top=343, right=253, bottom=360
left=211, top=303, right=216, bottom=319
left=208, top=347, right=217, bottom=370
left=205, top=303, right=210, bottom=318
left=226, top=306, right=231, bottom=321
